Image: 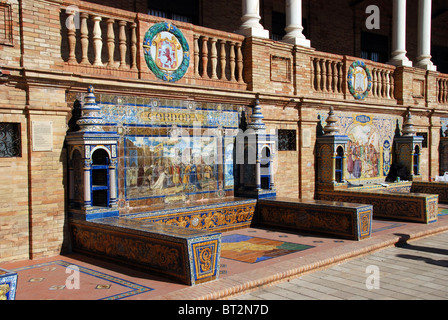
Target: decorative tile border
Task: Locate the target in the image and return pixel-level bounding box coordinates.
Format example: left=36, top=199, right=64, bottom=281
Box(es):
left=0, top=267, right=17, bottom=300
left=12, top=260, right=154, bottom=300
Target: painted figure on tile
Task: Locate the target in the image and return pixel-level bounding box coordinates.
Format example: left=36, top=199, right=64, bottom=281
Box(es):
left=151, top=168, right=167, bottom=190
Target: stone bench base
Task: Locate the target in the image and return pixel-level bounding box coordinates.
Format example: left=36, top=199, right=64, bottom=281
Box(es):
left=317, top=189, right=438, bottom=224
left=123, top=198, right=257, bottom=232
left=254, top=197, right=373, bottom=241
left=70, top=218, right=220, bottom=286
left=411, top=181, right=448, bottom=204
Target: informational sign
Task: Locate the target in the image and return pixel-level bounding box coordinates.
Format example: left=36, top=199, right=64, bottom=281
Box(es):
left=32, top=121, right=53, bottom=152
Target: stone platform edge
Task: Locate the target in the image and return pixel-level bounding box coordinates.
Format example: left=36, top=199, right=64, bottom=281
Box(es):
left=154, top=217, right=448, bottom=300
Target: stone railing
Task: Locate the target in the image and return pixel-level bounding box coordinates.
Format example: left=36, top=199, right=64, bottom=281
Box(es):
left=368, top=61, right=395, bottom=100
left=437, top=74, right=448, bottom=105
left=61, top=1, right=139, bottom=78
left=59, top=1, right=246, bottom=89
left=192, top=27, right=245, bottom=84
left=310, top=51, right=396, bottom=102
left=311, top=52, right=344, bottom=95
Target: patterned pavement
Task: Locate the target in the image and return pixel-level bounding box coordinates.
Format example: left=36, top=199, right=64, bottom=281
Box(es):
left=1, top=205, right=448, bottom=301
left=233, top=230, right=448, bottom=300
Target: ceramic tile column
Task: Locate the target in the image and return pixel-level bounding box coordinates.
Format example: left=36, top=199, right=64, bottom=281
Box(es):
left=388, top=0, right=412, bottom=67
left=416, top=0, right=436, bottom=71
left=238, top=0, right=269, bottom=38
left=282, top=0, right=310, bottom=47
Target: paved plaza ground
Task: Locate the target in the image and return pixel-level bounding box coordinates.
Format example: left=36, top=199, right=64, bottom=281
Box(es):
left=234, top=230, right=448, bottom=300
left=2, top=204, right=448, bottom=302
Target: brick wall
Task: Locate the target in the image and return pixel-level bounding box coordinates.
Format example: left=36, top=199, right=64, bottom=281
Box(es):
left=0, top=110, right=29, bottom=263
left=20, top=0, right=64, bottom=71
left=0, top=0, right=447, bottom=265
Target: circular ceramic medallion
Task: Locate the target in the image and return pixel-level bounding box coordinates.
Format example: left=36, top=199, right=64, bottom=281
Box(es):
left=347, top=60, right=372, bottom=100
left=143, top=22, right=190, bottom=82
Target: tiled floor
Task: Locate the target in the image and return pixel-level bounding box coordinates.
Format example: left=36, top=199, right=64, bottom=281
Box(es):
left=2, top=207, right=448, bottom=300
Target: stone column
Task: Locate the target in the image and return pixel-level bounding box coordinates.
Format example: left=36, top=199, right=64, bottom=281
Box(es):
left=238, top=0, right=269, bottom=38
left=388, top=0, right=412, bottom=67
left=416, top=0, right=436, bottom=71
left=282, top=0, right=310, bottom=47
left=83, top=159, right=92, bottom=207
left=109, top=159, right=117, bottom=207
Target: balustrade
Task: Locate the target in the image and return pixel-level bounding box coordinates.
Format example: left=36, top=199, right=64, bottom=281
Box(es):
left=437, top=76, right=448, bottom=104
left=62, top=4, right=137, bottom=72
left=193, top=32, right=245, bottom=83
left=61, top=2, right=246, bottom=87
left=369, top=67, right=395, bottom=99
left=311, top=53, right=395, bottom=100
left=311, top=56, right=343, bottom=94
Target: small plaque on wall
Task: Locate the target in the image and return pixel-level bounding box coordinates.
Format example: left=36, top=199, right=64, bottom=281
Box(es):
left=32, top=121, right=53, bottom=152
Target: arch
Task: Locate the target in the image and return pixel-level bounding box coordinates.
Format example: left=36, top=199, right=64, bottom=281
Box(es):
left=91, top=145, right=112, bottom=162
left=69, top=146, right=83, bottom=161
left=260, top=145, right=271, bottom=166
left=92, top=148, right=110, bottom=166
left=91, top=148, right=111, bottom=207
left=413, top=145, right=420, bottom=175
left=335, top=146, right=344, bottom=182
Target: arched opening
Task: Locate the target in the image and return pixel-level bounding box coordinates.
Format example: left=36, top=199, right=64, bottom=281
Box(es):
left=260, top=146, right=271, bottom=189
left=91, top=148, right=110, bottom=207
left=335, top=146, right=344, bottom=183
left=413, top=145, right=420, bottom=176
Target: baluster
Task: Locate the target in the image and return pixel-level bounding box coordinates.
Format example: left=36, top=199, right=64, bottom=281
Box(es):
left=130, top=23, right=138, bottom=71
left=193, top=34, right=200, bottom=77
left=376, top=70, right=382, bottom=98
left=229, top=41, right=236, bottom=82
left=332, top=62, right=337, bottom=93
left=219, top=39, right=227, bottom=80
left=385, top=70, right=390, bottom=99
left=66, top=10, right=77, bottom=64
left=439, top=79, right=443, bottom=103
left=371, top=69, right=377, bottom=97
left=443, top=79, right=448, bottom=103
left=92, top=15, right=103, bottom=67
left=438, top=80, right=442, bottom=103
left=327, top=60, right=333, bottom=92
left=210, top=38, right=218, bottom=80
left=337, top=62, right=343, bottom=93
left=315, top=59, right=321, bottom=91
left=443, top=80, right=447, bottom=103
left=442, top=80, right=446, bottom=103
left=390, top=72, right=395, bottom=99
left=310, top=58, right=315, bottom=90
left=80, top=13, right=90, bottom=65
left=201, top=36, right=209, bottom=78
left=236, top=42, right=244, bottom=83
left=106, top=18, right=115, bottom=68
left=321, top=59, right=327, bottom=92
left=118, top=21, right=128, bottom=69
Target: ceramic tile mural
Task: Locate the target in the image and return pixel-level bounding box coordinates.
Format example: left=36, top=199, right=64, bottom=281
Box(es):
left=75, top=93, right=243, bottom=209
left=441, top=118, right=448, bottom=136
left=319, top=111, right=402, bottom=182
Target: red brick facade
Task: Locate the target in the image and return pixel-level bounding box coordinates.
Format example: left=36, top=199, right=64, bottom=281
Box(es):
left=0, top=0, right=447, bottom=263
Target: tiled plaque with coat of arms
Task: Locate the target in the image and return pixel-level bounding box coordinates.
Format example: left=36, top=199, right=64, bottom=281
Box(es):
left=143, top=22, right=190, bottom=82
